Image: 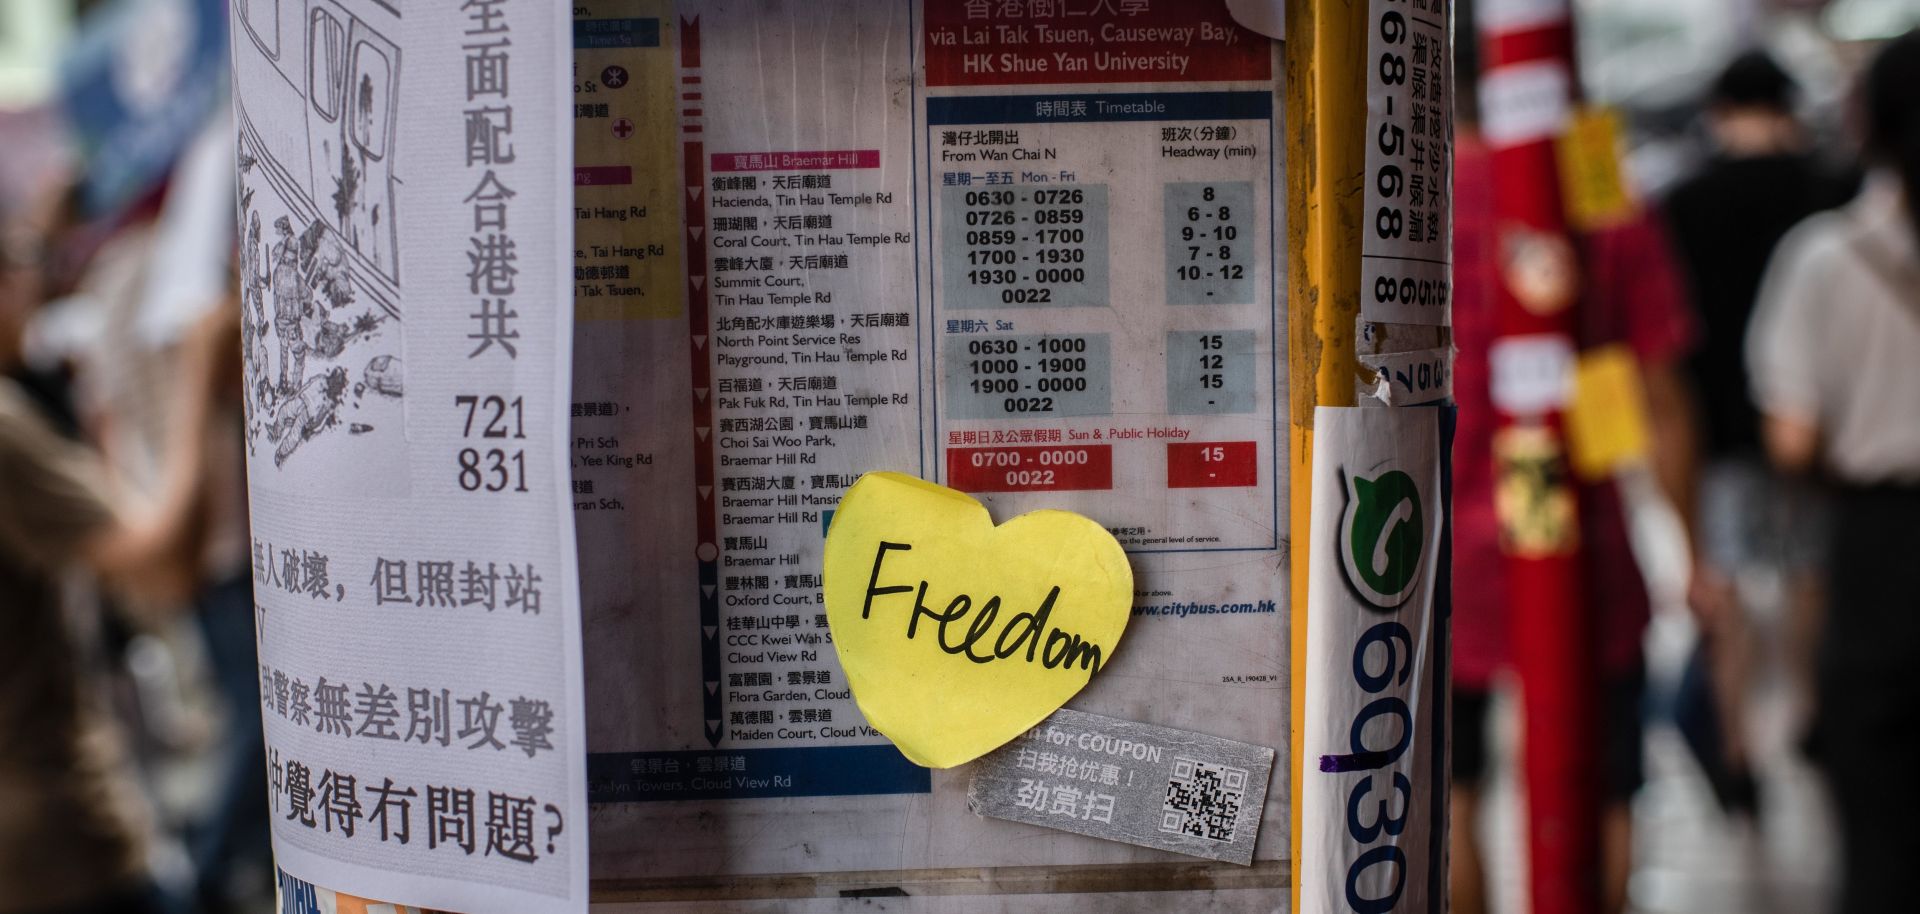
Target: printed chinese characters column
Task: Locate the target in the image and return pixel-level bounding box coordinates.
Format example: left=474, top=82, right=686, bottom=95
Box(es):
left=230, top=1, right=587, bottom=911
left=564, top=3, right=694, bottom=793
left=577, top=3, right=930, bottom=814
left=1361, top=0, right=1452, bottom=326
left=706, top=147, right=922, bottom=759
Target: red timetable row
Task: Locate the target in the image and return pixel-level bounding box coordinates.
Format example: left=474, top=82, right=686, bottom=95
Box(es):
left=945, top=442, right=1259, bottom=493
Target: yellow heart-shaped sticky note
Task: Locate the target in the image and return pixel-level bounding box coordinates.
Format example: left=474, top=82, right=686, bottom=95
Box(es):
left=823, top=472, right=1133, bottom=768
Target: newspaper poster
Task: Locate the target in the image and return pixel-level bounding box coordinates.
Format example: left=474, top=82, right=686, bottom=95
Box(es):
left=229, top=1, right=588, bottom=911
left=572, top=0, right=1291, bottom=896
left=1298, top=406, right=1447, bottom=913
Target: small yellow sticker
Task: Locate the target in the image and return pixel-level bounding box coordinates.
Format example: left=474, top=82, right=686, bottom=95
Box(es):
left=1565, top=343, right=1651, bottom=481
left=1494, top=425, right=1580, bottom=559
left=822, top=472, right=1133, bottom=768
left=1556, top=107, right=1638, bottom=232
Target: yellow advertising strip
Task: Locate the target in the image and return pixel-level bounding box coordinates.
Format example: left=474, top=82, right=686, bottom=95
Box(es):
left=1284, top=0, right=1367, bottom=905
left=575, top=0, right=682, bottom=321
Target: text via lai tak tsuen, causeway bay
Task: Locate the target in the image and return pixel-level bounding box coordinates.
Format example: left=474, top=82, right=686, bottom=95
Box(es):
left=822, top=471, right=1132, bottom=769
left=859, top=541, right=1107, bottom=674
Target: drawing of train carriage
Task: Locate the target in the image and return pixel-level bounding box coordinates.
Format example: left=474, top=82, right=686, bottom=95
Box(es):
left=232, top=0, right=400, bottom=317
left=231, top=0, right=409, bottom=479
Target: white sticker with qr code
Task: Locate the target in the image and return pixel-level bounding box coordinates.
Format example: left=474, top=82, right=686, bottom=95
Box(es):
left=967, top=708, right=1275, bottom=865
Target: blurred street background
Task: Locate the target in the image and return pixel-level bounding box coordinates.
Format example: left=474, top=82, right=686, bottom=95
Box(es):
left=2, top=1, right=1918, bottom=913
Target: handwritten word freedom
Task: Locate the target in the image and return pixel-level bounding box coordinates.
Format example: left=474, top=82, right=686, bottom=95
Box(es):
left=859, top=541, right=1106, bottom=674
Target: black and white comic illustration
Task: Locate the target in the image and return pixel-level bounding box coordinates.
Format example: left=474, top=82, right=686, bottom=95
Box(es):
left=232, top=0, right=404, bottom=481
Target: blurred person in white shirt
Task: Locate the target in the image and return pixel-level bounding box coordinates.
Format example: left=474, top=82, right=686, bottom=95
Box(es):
left=1746, top=29, right=1920, bottom=914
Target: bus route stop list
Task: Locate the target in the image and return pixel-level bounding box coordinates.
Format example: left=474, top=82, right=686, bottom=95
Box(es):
left=568, top=0, right=1290, bottom=881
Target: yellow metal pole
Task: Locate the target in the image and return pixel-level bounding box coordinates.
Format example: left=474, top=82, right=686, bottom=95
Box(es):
left=1284, top=0, right=1366, bottom=906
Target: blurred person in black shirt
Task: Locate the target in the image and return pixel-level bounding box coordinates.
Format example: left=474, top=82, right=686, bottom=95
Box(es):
left=1660, top=50, right=1854, bottom=823
left=1669, top=52, right=1856, bottom=461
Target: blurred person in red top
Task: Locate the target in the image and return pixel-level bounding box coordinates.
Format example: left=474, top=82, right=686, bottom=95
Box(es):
left=0, top=188, right=237, bottom=914
left=1448, top=82, right=1702, bottom=914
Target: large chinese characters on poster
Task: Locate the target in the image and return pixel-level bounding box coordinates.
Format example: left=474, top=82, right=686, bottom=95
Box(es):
left=230, top=1, right=588, bottom=912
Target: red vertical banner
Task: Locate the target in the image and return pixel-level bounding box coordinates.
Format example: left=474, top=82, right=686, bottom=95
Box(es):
left=1477, top=4, right=1599, bottom=914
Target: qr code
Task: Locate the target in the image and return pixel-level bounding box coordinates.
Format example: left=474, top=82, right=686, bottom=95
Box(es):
left=1160, top=756, right=1249, bottom=842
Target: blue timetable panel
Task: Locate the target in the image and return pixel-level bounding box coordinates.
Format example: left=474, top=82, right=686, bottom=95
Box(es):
left=926, top=91, right=1280, bottom=553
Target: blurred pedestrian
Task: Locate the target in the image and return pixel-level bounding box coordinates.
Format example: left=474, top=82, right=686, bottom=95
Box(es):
left=1746, top=29, right=1920, bottom=914
left=1662, top=49, right=1855, bottom=822
left=0, top=198, right=237, bottom=914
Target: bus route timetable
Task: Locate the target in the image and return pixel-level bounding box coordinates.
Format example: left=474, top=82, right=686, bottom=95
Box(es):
left=925, top=91, right=1280, bottom=553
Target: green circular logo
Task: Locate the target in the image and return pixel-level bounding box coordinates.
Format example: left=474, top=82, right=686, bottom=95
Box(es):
left=1339, top=470, right=1424, bottom=609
